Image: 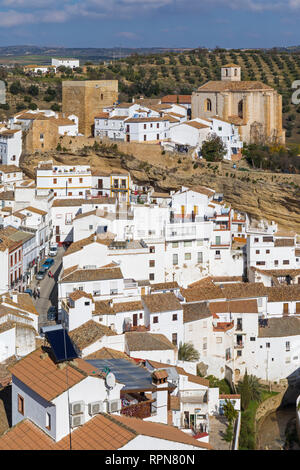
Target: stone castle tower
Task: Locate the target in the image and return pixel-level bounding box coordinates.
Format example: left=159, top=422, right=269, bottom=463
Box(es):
left=191, top=64, right=285, bottom=145
left=62, top=80, right=118, bottom=136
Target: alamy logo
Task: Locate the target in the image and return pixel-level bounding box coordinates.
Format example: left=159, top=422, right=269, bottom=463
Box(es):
left=291, top=80, right=300, bottom=105
left=0, top=81, right=5, bottom=104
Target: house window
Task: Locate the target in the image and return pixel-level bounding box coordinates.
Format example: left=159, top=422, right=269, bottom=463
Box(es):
left=173, top=254, right=178, bottom=265
left=172, top=333, right=177, bottom=345
left=185, top=253, right=191, bottom=261
left=172, top=314, right=178, bottom=321
left=184, top=241, right=192, bottom=247
left=40, top=133, right=44, bottom=140
left=157, top=123, right=159, bottom=129
left=274, top=260, right=278, bottom=266
left=237, top=350, right=242, bottom=357
left=46, top=412, right=51, bottom=430
left=266, top=250, right=270, bottom=254
left=149, top=260, right=155, bottom=267
left=144, top=124, right=146, bottom=129
left=283, top=260, right=289, bottom=265
left=144, top=135, right=147, bottom=141
left=18, top=395, right=24, bottom=415
left=79, top=178, right=83, bottom=183
left=256, top=261, right=265, bottom=266
left=84, top=301, right=90, bottom=306
left=157, top=134, right=159, bottom=140
left=172, top=242, right=179, bottom=248
left=139, top=313, right=143, bottom=319
left=256, top=250, right=260, bottom=254
left=286, top=341, right=290, bottom=352
left=205, top=99, right=212, bottom=112
left=254, top=238, right=259, bottom=243
left=149, top=273, right=155, bottom=281
left=153, top=316, right=158, bottom=323
left=197, top=252, right=203, bottom=263
left=250, top=337, right=256, bottom=341
left=150, top=246, right=155, bottom=253
left=215, top=250, right=221, bottom=259
left=266, top=342, right=270, bottom=348
left=68, top=178, right=72, bottom=183
left=53, top=178, right=57, bottom=184
left=216, top=337, right=222, bottom=344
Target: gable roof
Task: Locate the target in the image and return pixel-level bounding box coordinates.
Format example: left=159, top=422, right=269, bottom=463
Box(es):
left=197, top=80, right=274, bottom=92
left=69, top=320, right=116, bottom=350
left=125, top=332, right=176, bottom=351
left=209, top=299, right=258, bottom=315
left=142, top=293, right=182, bottom=313
left=183, top=302, right=212, bottom=323
left=61, top=266, right=123, bottom=283
left=9, top=347, right=101, bottom=402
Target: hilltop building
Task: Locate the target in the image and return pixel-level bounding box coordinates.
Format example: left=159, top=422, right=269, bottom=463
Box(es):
left=191, top=64, right=285, bottom=145
left=62, top=80, right=118, bottom=136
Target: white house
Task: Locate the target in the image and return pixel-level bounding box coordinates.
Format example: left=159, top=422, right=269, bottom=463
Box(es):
left=0, top=129, right=22, bottom=166
left=51, top=58, right=79, bottom=69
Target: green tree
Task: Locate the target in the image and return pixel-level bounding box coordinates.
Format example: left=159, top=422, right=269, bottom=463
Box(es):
left=223, top=399, right=238, bottom=425
left=239, top=370, right=251, bottom=411
left=9, top=81, right=24, bottom=95
left=178, top=342, right=200, bottom=362
left=27, top=85, right=39, bottom=97
left=201, top=134, right=227, bottom=162
left=223, top=422, right=234, bottom=449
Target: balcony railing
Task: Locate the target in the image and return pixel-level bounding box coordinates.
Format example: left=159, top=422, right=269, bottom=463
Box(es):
left=121, top=399, right=154, bottom=419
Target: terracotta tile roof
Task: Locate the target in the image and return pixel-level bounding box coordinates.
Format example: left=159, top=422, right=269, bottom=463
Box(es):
left=24, top=206, right=47, bottom=216
left=258, top=317, right=300, bottom=338
left=125, top=332, right=176, bottom=351
left=197, top=80, right=273, bottom=92
left=183, top=302, right=212, bottom=323
left=213, top=322, right=234, bottom=332
left=209, top=299, right=258, bottom=314
left=161, top=95, right=192, bottom=104
left=52, top=199, right=85, bottom=207
left=73, top=209, right=97, bottom=220
left=69, top=320, right=116, bottom=350
left=142, top=293, right=182, bottom=313
left=126, top=117, right=165, bottom=123
left=219, top=394, right=240, bottom=399
left=212, top=276, right=243, bottom=283
left=181, top=286, right=224, bottom=302
left=153, top=369, right=168, bottom=380
left=61, top=266, right=123, bottom=283
left=0, top=165, right=21, bottom=174
left=82, top=196, right=116, bottom=204
left=188, top=276, right=215, bottom=289
left=222, top=63, right=240, bottom=68
left=68, top=290, right=93, bottom=302
left=274, top=230, right=296, bottom=238
left=3, top=293, right=39, bottom=316
left=185, top=121, right=209, bottom=129
left=95, top=112, right=109, bottom=118
left=93, top=300, right=114, bottom=315
left=0, top=414, right=136, bottom=450
left=9, top=347, right=98, bottom=402
left=0, top=191, right=14, bottom=201
left=0, top=321, right=15, bottom=334
left=112, top=301, right=143, bottom=313
left=113, top=414, right=212, bottom=449
left=150, top=281, right=179, bottom=291
left=265, top=285, right=300, bottom=302
left=63, top=233, right=114, bottom=257
left=220, top=282, right=268, bottom=299
left=85, top=347, right=134, bottom=361
left=252, top=267, right=300, bottom=278
left=190, top=185, right=215, bottom=197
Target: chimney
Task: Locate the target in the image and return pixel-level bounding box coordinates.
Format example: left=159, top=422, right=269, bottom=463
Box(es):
left=151, top=370, right=169, bottom=424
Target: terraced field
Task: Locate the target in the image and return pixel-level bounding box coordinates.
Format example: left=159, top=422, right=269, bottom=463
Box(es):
left=2, top=49, right=300, bottom=142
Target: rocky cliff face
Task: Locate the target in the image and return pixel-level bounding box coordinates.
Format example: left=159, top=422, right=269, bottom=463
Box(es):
left=20, top=145, right=300, bottom=233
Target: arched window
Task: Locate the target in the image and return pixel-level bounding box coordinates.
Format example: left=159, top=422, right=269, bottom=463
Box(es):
left=234, top=68, right=238, bottom=76
left=205, top=98, right=212, bottom=112
left=238, top=100, right=243, bottom=118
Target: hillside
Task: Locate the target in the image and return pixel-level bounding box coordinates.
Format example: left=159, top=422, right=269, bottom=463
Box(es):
left=20, top=139, right=300, bottom=234
left=2, top=48, right=300, bottom=143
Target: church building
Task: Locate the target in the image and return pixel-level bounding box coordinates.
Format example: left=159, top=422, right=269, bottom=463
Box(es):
left=191, top=64, right=285, bottom=145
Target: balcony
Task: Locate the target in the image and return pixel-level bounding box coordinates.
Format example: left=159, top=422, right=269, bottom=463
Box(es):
left=234, top=341, right=244, bottom=349
left=121, top=393, right=154, bottom=419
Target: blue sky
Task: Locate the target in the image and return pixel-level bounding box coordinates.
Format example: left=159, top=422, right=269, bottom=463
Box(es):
left=0, top=0, right=300, bottom=49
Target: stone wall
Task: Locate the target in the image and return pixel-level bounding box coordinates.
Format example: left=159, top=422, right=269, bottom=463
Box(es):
left=62, top=80, right=118, bottom=136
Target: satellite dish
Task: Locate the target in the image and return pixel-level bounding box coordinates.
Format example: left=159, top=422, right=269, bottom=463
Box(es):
left=105, top=372, right=116, bottom=390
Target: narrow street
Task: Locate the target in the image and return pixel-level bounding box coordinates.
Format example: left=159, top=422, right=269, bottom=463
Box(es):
left=29, top=247, right=65, bottom=330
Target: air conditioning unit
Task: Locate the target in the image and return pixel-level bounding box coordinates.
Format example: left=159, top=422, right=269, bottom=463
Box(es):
left=108, top=399, right=122, bottom=413
left=70, top=414, right=84, bottom=428
left=88, top=400, right=106, bottom=416
left=69, top=401, right=84, bottom=415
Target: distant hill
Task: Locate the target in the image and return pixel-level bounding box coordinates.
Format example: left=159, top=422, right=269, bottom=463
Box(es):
left=2, top=47, right=300, bottom=143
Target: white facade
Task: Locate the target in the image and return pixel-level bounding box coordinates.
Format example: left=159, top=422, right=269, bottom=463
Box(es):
left=0, top=129, right=22, bottom=166
left=51, top=58, right=79, bottom=69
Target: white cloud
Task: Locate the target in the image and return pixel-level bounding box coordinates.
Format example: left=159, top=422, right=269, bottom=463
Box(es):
left=1, top=0, right=300, bottom=29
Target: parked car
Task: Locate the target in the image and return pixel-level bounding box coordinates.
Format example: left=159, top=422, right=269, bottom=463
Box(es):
left=47, top=306, right=57, bottom=321
left=49, top=245, right=58, bottom=257
left=24, top=288, right=33, bottom=296
left=36, top=268, right=46, bottom=280
left=42, top=258, right=54, bottom=270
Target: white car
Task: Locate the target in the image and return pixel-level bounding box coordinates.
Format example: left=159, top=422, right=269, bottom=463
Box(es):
left=49, top=246, right=58, bottom=257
